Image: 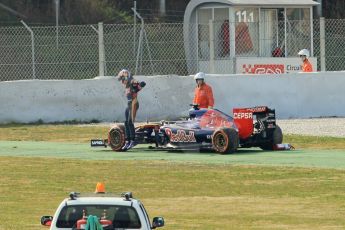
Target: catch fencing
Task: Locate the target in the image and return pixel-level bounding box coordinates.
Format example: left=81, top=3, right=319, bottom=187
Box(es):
left=0, top=18, right=345, bottom=81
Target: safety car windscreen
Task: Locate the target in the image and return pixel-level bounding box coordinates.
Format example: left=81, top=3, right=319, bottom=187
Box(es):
left=56, top=204, right=141, bottom=229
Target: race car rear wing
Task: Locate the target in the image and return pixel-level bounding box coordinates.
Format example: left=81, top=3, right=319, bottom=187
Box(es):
left=233, top=106, right=276, bottom=139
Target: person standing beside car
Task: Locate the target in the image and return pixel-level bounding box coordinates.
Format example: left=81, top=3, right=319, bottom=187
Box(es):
left=193, top=72, right=214, bottom=109
left=117, top=69, right=146, bottom=150
left=298, top=49, right=313, bottom=72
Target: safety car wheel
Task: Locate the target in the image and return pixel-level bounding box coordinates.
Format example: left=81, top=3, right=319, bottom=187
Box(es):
left=260, top=125, right=283, bottom=150
left=212, top=128, right=239, bottom=154
left=108, top=124, right=126, bottom=151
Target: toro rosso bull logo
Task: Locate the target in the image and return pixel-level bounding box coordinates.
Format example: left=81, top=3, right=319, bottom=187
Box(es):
left=165, top=128, right=196, bottom=143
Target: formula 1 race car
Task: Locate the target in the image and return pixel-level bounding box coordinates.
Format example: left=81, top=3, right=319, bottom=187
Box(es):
left=91, top=105, right=283, bottom=154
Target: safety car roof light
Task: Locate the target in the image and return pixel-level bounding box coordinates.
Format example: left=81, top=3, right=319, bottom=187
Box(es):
left=95, top=182, right=106, bottom=193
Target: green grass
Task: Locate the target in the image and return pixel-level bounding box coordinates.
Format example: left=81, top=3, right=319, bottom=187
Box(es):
left=0, top=124, right=108, bottom=142
left=0, top=157, right=345, bottom=229
left=1, top=124, right=345, bottom=149
left=1, top=124, right=345, bottom=229
left=284, top=134, right=345, bottom=150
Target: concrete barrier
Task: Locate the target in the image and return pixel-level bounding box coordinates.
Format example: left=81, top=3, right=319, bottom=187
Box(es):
left=0, top=72, right=344, bottom=123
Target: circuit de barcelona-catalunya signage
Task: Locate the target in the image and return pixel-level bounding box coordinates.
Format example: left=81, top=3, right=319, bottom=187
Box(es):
left=236, top=57, right=317, bottom=74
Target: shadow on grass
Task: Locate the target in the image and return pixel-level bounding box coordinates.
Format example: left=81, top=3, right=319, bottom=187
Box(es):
left=94, top=145, right=266, bottom=156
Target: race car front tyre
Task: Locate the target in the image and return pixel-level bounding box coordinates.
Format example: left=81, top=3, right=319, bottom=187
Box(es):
left=108, top=124, right=126, bottom=151
left=212, top=128, right=239, bottom=154
left=260, top=125, right=283, bottom=150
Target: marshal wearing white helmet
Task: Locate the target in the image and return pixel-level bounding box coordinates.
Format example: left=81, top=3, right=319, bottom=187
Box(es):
left=194, top=72, right=205, bottom=80
left=298, top=49, right=313, bottom=72
left=192, top=72, right=214, bottom=109
left=298, top=49, right=310, bottom=58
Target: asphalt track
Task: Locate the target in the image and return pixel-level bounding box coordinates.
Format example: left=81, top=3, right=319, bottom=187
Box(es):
left=1, top=141, right=345, bottom=169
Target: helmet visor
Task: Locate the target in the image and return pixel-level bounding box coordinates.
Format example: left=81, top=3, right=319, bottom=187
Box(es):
left=118, top=75, right=129, bottom=81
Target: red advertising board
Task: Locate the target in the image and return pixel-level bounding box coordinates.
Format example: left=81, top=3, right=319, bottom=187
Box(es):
left=236, top=57, right=317, bottom=74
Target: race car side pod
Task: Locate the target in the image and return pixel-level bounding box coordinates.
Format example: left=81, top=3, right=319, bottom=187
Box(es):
left=273, top=143, right=295, bottom=151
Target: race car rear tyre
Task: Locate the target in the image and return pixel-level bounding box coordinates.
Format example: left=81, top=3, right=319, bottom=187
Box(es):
left=212, top=128, right=239, bottom=154
left=108, top=124, right=126, bottom=151
left=260, top=125, right=283, bottom=150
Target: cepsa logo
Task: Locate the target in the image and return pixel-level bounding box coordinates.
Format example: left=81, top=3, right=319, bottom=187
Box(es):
left=233, top=112, right=253, bottom=119
left=165, top=128, right=196, bottom=143
left=242, top=64, right=285, bottom=74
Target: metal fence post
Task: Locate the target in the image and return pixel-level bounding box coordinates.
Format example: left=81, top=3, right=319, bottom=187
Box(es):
left=55, top=0, right=59, bottom=49
left=98, top=22, right=105, bottom=76
left=91, top=23, right=106, bottom=76
left=320, top=17, right=326, bottom=72
left=133, top=1, right=137, bottom=60
left=135, top=19, right=143, bottom=75
left=132, top=8, right=154, bottom=75
left=209, top=19, right=215, bottom=74
left=20, top=20, right=36, bottom=79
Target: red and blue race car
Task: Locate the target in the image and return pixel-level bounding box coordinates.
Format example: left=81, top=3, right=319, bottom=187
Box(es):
left=91, top=105, right=283, bottom=154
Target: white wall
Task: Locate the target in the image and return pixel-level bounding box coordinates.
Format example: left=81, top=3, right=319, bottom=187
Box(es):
left=208, top=72, right=345, bottom=119
left=0, top=72, right=344, bottom=123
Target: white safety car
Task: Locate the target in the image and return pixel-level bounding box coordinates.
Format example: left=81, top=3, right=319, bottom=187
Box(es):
left=40, top=183, right=165, bottom=230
